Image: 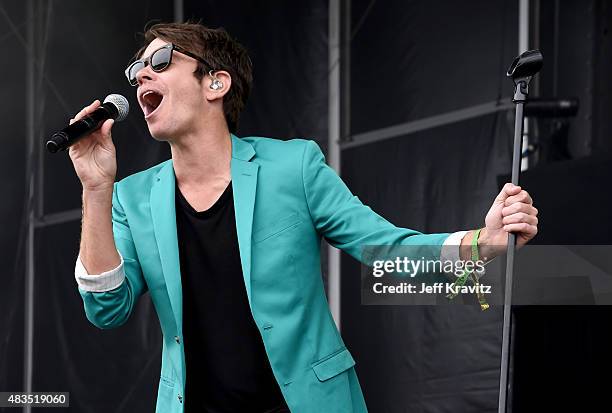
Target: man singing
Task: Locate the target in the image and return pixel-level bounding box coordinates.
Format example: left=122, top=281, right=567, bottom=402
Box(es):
left=69, top=22, right=538, bottom=413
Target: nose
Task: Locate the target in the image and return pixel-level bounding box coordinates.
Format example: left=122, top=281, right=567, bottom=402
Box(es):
left=135, top=64, right=155, bottom=86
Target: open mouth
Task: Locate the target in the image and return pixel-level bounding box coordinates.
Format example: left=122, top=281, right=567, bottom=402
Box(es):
left=141, top=90, right=164, bottom=119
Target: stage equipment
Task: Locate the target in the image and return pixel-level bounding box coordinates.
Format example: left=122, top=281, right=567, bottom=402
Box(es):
left=498, top=49, right=543, bottom=413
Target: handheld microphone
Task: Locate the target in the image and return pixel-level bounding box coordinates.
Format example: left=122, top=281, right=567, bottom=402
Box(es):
left=46, top=94, right=129, bottom=153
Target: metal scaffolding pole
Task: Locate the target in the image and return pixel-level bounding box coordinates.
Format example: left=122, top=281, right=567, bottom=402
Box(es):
left=519, top=0, right=530, bottom=172
left=24, top=0, right=36, bottom=412
left=174, top=0, right=184, bottom=23
left=340, top=99, right=513, bottom=150
left=328, top=0, right=342, bottom=329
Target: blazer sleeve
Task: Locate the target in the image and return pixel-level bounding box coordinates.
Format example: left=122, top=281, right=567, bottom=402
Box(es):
left=77, top=182, right=147, bottom=329
left=301, top=140, right=451, bottom=263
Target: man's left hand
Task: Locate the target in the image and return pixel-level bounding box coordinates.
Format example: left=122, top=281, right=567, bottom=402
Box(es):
left=478, top=183, right=539, bottom=259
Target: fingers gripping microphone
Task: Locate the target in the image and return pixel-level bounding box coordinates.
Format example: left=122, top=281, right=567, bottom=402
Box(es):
left=46, top=94, right=129, bottom=153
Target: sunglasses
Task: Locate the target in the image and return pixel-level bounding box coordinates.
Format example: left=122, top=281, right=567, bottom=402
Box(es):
left=124, top=43, right=216, bottom=86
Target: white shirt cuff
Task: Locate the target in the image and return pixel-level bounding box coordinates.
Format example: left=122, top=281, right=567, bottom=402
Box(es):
left=440, top=231, right=468, bottom=271
left=75, top=252, right=126, bottom=292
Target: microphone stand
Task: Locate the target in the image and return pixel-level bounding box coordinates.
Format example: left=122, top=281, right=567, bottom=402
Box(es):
left=498, top=50, right=543, bottom=413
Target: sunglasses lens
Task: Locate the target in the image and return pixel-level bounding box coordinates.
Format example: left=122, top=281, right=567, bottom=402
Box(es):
left=151, top=47, right=171, bottom=71
left=125, top=45, right=174, bottom=86
left=127, top=61, right=144, bottom=85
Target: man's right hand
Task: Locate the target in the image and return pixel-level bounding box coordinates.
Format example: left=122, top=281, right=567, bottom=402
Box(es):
left=68, top=100, right=117, bottom=192
left=70, top=100, right=122, bottom=275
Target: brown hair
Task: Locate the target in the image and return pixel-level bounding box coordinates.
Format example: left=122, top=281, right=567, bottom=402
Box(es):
left=134, top=21, right=253, bottom=133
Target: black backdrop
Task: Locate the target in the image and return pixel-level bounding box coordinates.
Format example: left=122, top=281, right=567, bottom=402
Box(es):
left=2, top=0, right=612, bottom=412
left=509, top=155, right=612, bottom=412
left=1, top=1, right=328, bottom=411
left=342, top=0, right=517, bottom=410
left=342, top=113, right=514, bottom=412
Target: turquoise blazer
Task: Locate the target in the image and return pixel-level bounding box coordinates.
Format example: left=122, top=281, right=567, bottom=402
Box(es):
left=78, top=134, right=450, bottom=412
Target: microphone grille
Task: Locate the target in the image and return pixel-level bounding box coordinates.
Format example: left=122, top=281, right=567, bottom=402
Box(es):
left=104, top=94, right=130, bottom=122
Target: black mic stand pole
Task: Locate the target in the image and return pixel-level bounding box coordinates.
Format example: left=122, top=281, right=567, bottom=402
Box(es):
left=498, top=50, right=543, bottom=413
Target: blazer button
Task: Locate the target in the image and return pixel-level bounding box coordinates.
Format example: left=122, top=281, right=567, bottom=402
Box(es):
left=177, top=394, right=183, bottom=403
left=174, top=336, right=181, bottom=344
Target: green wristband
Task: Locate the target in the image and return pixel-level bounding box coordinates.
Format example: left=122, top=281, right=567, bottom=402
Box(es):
left=471, top=228, right=481, bottom=262
left=446, top=228, right=489, bottom=311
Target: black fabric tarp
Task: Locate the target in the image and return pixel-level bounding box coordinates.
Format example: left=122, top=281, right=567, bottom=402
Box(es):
left=349, top=0, right=518, bottom=135
left=341, top=2, right=612, bottom=411
left=33, top=221, right=162, bottom=412
left=342, top=2, right=518, bottom=410
left=0, top=0, right=26, bottom=398
left=2, top=2, right=175, bottom=412
left=184, top=0, right=329, bottom=148
left=504, top=155, right=612, bottom=411
left=341, top=113, right=514, bottom=412
left=1, top=1, right=328, bottom=411
left=4, top=1, right=611, bottom=412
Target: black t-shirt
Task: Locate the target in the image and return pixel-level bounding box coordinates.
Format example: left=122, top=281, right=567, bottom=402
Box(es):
left=175, top=180, right=289, bottom=413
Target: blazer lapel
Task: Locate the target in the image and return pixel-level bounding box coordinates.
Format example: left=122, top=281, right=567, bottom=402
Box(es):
left=150, top=161, right=183, bottom=329
left=230, top=134, right=258, bottom=307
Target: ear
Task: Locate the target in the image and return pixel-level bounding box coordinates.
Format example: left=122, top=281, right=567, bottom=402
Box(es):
left=204, top=70, right=232, bottom=102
